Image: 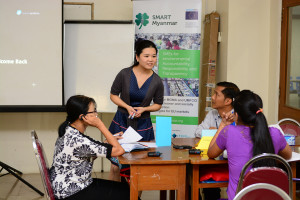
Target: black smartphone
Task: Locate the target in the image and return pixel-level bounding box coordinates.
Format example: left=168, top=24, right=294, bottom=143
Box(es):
left=189, top=149, right=202, bottom=154
left=147, top=151, right=162, bottom=157
left=173, top=145, right=192, bottom=149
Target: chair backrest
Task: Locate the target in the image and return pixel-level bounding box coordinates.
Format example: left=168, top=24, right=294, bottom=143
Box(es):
left=234, top=183, right=291, bottom=200
left=31, top=130, right=55, bottom=200
left=277, top=118, right=300, bottom=136
left=236, top=153, right=293, bottom=200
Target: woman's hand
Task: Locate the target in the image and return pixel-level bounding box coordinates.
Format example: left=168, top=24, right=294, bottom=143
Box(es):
left=127, top=106, right=137, bottom=117
left=82, top=114, right=102, bottom=127
left=133, top=107, right=146, bottom=118
left=113, top=131, right=124, bottom=140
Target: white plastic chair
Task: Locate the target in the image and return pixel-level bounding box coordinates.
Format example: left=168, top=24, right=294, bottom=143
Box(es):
left=234, top=183, right=291, bottom=200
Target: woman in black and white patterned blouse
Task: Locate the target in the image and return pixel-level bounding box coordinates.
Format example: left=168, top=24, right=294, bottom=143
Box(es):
left=49, top=95, right=129, bottom=200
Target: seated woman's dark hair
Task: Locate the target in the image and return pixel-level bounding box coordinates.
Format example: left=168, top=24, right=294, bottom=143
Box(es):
left=58, top=95, right=96, bottom=137
left=233, top=90, right=275, bottom=167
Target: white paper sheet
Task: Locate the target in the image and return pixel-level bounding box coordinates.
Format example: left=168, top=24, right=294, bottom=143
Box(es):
left=138, top=142, right=157, bottom=148
left=287, top=152, right=300, bottom=162
left=118, top=126, right=143, bottom=144
left=121, top=143, right=148, bottom=152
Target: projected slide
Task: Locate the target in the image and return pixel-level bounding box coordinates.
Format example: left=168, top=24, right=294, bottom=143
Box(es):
left=0, top=0, right=62, bottom=106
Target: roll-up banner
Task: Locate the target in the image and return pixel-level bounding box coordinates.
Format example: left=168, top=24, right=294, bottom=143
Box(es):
left=133, top=0, right=201, bottom=138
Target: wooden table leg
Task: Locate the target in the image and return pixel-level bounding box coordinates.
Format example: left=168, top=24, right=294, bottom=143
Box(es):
left=191, top=165, right=199, bottom=200
left=176, top=165, right=186, bottom=200
left=160, top=191, right=167, bottom=200
left=291, top=162, right=296, bottom=200
left=169, top=190, right=175, bottom=200
left=130, top=166, right=139, bottom=200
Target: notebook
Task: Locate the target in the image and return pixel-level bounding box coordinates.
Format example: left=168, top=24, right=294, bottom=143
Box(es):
left=121, top=143, right=149, bottom=152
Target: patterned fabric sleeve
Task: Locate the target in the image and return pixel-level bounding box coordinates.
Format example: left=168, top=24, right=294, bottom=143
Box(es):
left=50, top=126, right=113, bottom=199
left=216, top=125, right=230, bottom=150
left=77, top=133, right=113, bottom=159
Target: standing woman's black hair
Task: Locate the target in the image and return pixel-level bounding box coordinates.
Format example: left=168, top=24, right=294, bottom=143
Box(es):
left=58, top=95, right=96, bottom=137
left=133, top=40, right=157, bottom=67
left=233, top=90, right=276, bottom=167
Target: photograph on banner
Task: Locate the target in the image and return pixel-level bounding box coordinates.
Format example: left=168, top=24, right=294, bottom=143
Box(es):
left=135, top=33, right=200, bottom=51
left=133, top=0, right=202, bottom=138
left=163, top=78, right=198, bottom=97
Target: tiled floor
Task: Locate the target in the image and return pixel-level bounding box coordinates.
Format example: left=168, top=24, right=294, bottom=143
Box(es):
left=0, top=172, right=160, bottom=200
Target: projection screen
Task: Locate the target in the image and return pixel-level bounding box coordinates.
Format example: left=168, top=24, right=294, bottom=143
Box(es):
left=0, top=0, right=63, bottom=111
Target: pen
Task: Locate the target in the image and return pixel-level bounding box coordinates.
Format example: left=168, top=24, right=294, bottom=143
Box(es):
left=113, top=133, right=121, bottom=137
left=231, top=110, right=235, bottom=126
left=131, top=113, right=136, bottom=119
left=128, top=112, right=134, bottom=119
left=138, top=143, right=148, bottom=147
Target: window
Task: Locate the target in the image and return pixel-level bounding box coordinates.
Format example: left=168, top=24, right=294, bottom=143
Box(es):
left=279, top=0, right=300, bottom=122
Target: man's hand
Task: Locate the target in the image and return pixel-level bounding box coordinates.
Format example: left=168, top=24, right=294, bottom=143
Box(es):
left=221, top=111, right=234, bottom=126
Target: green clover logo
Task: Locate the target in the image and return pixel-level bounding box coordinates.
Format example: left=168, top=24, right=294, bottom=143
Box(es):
left=135, top=13, right=149, bottom=29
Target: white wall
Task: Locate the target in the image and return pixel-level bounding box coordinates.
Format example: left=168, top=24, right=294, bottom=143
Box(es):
left=216, top=0, right=281, bottom=124
left=0, top=0, right=283, bottom=173
left=216, top=0, right=229, bottom=82
left=63, top=0, right=133, bottom=20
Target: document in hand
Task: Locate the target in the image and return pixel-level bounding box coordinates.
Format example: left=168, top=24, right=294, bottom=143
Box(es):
left=118, top=126, right=148, bottom=152
left=118, top=126, right=143, bottom=144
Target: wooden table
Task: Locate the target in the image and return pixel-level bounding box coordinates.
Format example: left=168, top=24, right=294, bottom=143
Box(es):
left=120, top=138, right=300, bottom=200
left=173, top=138, right=300, bottom=200
left=172, top=138, right=228, bottom=200
left=118, top=145, right=190, bottom=200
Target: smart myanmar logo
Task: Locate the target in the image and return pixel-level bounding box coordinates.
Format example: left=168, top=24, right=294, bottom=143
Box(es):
left=135, top=13, right=178, bottom=28
left=135, top=13, right=149, bottom=29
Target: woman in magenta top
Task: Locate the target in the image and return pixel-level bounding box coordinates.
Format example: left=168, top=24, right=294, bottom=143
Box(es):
left=208, top=90, right=292, bottom=200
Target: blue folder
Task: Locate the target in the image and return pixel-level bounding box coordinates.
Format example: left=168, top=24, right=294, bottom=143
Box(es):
left=156, top=116, right=172, bottom=147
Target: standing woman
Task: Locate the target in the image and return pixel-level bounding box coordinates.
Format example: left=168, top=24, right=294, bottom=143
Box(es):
left=207, top=90, right=292, bottom=200
left=49, top=95, right=129, bottom=200
left=109, top=40, right=164, bottom=181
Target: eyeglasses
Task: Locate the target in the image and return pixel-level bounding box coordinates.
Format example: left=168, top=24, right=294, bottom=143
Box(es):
left=86, top=109, right=98, bottom=115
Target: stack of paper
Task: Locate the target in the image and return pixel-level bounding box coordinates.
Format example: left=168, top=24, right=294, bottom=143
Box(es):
left=121, top=143, right=149, bottom=152
left=195, top=129, right=217, bottom=154
left=118, top=126, right=149, bottom=152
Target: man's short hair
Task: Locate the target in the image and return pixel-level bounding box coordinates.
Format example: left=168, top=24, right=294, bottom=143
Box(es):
left=216, top=82, right=240, bottom=105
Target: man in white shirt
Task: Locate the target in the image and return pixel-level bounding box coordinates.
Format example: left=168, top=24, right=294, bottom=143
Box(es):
left=195, top=81, right=240, bottom=138
left=195, top=81, right=240, bottom=200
